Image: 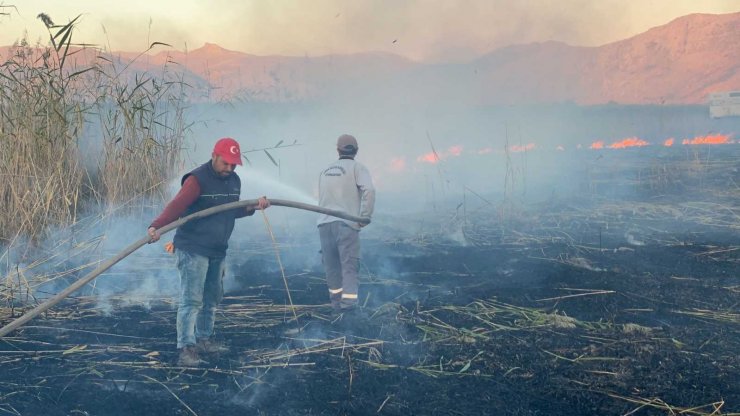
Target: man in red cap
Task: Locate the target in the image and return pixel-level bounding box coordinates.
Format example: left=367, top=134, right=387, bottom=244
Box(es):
left=148, top=137, right=270, bottom=366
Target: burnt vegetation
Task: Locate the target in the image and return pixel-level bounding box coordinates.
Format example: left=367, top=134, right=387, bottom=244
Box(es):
left=1, top=146, right=738, bottom=416
left=0, top=9, right=738, bottom=416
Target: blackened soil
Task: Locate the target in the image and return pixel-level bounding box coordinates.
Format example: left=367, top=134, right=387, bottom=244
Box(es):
left=2, top=215, right=737, bottom=416
left=2, top=155, right=740, bottom=416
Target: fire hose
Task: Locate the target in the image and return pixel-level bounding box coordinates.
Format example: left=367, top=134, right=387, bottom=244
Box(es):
left=0, top=199, right=370, bottom=337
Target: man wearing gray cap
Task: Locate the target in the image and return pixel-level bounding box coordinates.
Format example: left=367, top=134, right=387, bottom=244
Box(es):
left=317, top=134, right=375, bottom=317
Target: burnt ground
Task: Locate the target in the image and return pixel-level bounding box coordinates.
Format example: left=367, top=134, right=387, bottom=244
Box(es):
left=1, top=148, right=739, bottom=415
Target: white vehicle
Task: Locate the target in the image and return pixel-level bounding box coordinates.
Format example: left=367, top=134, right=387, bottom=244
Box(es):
left=708, top=91, right=740, bottom=118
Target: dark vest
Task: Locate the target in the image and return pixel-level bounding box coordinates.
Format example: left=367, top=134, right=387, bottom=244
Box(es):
left=173, top=161, right=241, bottom=258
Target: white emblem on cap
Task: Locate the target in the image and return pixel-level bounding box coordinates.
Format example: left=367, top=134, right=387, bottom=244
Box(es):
left=230, top=145, right=238, bottom=154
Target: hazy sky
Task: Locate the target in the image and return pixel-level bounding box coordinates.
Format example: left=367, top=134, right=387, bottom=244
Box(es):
left=1, top=0, right=739, bottom=61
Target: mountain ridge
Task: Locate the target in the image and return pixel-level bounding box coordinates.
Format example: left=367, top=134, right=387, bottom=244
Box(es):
left=1, top=12, right=737, bottom=104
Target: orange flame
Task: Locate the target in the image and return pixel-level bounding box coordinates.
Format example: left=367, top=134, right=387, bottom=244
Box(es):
left=417, top=145, right=464, bottom=164
left=510, top=143, right=535, bottom=153
left=608, top=137, right=649, bottom=149
left=417, top=152, right=440, bottom=164
left=590, top=137, right=649, bottom=149
left=663, top=138, right=674, bottom=147
left=681, top=134, right=733, bottom=145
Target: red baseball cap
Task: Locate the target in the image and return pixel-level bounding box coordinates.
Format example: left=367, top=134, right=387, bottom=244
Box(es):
left=213, top=137, right=242, bottom=165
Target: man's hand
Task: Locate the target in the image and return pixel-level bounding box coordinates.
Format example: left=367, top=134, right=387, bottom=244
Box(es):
left=147, top=227, right=161, bottom=243
left=257, top=196, right=270, bottom=210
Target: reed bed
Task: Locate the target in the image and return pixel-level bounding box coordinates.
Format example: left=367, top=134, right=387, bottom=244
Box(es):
left=0, top=16, right=188, bottom=246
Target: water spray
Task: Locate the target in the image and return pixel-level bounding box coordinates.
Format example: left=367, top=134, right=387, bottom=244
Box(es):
left=0, top=199, right=369, bottom=337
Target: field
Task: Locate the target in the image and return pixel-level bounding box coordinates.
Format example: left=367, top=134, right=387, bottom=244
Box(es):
left=0, top=145, right=738, bottom=415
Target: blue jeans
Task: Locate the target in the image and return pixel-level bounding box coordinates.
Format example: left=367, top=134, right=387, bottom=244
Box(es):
left=175, top=249, right=225, bottom=348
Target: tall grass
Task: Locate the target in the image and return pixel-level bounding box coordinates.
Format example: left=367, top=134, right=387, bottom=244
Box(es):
left=86, top=46, right=188, bottom=210
left=0, top=37, right=86, bottom=245
left=0, top=16, right=188, bottom=245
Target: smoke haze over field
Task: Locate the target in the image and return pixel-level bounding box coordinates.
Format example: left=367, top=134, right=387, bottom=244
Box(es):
left=2, top=1, right=739, bottom=311
left=182, top=101, right=740, bottom=218
left=3, top=100, right=738, bottom=319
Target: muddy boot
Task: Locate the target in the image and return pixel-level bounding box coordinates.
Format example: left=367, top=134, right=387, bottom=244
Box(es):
left=195, top=338, right=229, bottom=354
left=178, top=345, right=208, bottom=367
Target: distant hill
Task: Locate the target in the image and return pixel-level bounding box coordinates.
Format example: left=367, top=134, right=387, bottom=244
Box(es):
left=408, top=12, right=740, bottom=105
left=1, top=12, right=738, bottom=105
left=585, top=12, right=740, bottom=104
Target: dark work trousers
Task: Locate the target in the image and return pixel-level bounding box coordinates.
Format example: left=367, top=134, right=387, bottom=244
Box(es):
left=318, top=221, right=360, bottom=310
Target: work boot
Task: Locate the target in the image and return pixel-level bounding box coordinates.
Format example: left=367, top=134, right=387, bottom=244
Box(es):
left=195, top=338, right=229, bottom=354
left=178, top=345, right=207, bottom=367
